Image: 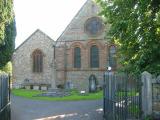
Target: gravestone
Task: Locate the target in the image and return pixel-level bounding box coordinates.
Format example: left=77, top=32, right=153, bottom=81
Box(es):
left=33, top=85, right=39, bottom=90
left=41, top=86, right=48, bottom=91
left=65, top=81, right=74, bottom=89
left=25, top=85, right=30, bottom=90
left=89, top=75, right=97, bottom=92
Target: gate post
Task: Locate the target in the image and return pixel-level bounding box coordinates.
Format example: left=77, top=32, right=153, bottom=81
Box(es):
left=141, top=71, right=152, bottom=118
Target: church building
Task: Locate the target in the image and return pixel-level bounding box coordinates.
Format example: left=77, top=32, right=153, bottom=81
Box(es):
left=12, top=0, right=116, bottom=91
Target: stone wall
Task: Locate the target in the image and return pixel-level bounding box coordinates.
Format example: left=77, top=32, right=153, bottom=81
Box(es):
left=55, top=0, right=112, bottom=90
left=141, top=71, right=160, bottom=119
left=66, top=71, right=104, bottom=91
left=55, top=39, right=111, bottom=90
left=56, top=0, right=109, bottom=44
left=12, top=29, right=55, bottom=88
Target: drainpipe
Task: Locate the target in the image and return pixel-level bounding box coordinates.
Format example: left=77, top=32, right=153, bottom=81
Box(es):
left=64, top=42, right=67, bottom=86
left=51, top=44, right=56, bottom=89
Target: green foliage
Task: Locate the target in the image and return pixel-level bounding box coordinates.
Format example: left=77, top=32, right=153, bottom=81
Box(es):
left=97, top=0, right=160, bottom=75
left=0, top=0, right=14, bottom=44
left=2, top=61, right=12, bottom=74
left=128, top=104, right=140, bottom=118
left=0, top=0, right=16, bottom=69
left=144, top=115, right=154, bottom=120
left=116, top=91, right=139, bottom=97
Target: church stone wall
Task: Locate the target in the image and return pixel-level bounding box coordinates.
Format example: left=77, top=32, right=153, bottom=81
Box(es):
left=55, top=0, right=111, bottom=91
left=55, top=39, right=109, bottom=91
left=12, top=30, right=54, bottom=88
left=56, top=0, right=109, bottom=44
left=12, top=0, right=112, bottom=91
left=67, top=71, right=104, bottom=91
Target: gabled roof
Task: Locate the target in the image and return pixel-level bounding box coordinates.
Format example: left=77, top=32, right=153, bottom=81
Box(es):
left=56, top=0, right=102, bottom=44
left=56, top=0, right=87, bottom=40
left=15, top=29, right=54, bottom=52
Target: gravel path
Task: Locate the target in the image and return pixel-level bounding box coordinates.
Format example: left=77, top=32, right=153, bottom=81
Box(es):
left=11, top=95, right=104, bottom=120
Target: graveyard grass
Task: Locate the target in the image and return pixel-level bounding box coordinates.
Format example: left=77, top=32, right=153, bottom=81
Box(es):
left=12, top=89, right=103, bottom=101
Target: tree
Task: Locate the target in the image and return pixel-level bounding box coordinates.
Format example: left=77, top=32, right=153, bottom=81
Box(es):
left=0, top=0, right=16, bottom=69
left=96, top=0, right=160, bottom=75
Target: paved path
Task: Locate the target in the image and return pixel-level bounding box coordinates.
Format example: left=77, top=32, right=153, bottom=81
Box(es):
left=11, top=95, right=104, bottom=120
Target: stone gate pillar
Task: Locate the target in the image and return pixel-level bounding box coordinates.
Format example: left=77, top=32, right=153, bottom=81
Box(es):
left=141, top=71, right=152, bottom=117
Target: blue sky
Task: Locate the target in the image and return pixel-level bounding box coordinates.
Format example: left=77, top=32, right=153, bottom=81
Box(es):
left=14, top=0, right=87, bottom=48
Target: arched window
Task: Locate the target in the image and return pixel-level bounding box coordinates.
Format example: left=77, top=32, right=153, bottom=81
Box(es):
left=32, top=50, right=43, bottom=73
left=90, top=45, right=99, bottom=68
left=74, top=47, right=81, bottom=68
left=109, top=46, right=116, bottom=68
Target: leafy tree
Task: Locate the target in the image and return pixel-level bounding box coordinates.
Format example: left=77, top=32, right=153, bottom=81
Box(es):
left=96, top=0, right=160, bottom=75
left=0, top=0, right=16, bottom=70
left=1, top=62, right=12, bottom=74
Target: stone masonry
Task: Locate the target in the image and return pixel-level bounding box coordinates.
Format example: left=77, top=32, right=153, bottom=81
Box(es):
left=12, top=29, right=55, bottom=89
left=12, top=0, right=113, bottom=91
left=55, top=0, right=112, bottom=91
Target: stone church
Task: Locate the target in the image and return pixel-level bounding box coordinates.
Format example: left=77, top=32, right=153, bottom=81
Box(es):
left=12, top=0, right=116, bottom=91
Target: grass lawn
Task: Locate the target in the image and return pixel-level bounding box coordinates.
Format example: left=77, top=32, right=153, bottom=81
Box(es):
left=12, top=89, right=103, bottom=101
left=116, top=91, right=139, bottom=97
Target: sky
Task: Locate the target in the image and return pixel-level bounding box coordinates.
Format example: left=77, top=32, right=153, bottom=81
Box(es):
left=13, top=0, right=87, bottom=48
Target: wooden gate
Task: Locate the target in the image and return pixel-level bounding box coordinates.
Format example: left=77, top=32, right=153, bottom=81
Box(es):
left=103, top=72, right=142, bottom=120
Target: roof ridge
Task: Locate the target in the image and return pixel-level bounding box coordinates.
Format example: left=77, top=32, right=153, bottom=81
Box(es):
left=15, top=29, right=54, bottom=52
left=55, top=0, right=90, bottom=45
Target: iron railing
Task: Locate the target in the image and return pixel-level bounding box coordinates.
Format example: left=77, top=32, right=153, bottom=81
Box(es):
left=0, top=74, right=11, bottom=120
left=103, top=72, right=142, bottom=120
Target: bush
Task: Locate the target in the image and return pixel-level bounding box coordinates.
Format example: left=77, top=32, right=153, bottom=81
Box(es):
left=2, top=62, right=12, bottom=75
left=57, top=84, right=64, bottom=89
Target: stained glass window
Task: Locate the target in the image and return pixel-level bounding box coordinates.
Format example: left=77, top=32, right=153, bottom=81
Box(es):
left=85, top=17, right=104, bottom=36
left=90, top=45, right=99, bottom=68
left=32, top=50, right=43, bottom=73
left=74, top=47, right=81, bottom=68
left=109, top=46, right=116, bottom=68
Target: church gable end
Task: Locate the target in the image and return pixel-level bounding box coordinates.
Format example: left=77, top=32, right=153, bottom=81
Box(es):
left=55, top=0, right=110, bottom=91
left=12, top=29, right=55, bottom=89
left=56, top=0, right=105, bottom=44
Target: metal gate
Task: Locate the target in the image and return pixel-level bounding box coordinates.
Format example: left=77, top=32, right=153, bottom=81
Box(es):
left=103, top=72, right=142, bottom=120
left=0, top=74, right=11, bottom=120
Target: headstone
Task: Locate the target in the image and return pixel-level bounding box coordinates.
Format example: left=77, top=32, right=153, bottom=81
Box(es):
left=25, top=85, right=31, bottom=90
left=65, top=81, right=73, bottom=89
left=41, top=86, right=47, bottom=91
left=89, top=75, right=97, bottom=92
left=33, top=85, right=39, bottom=90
